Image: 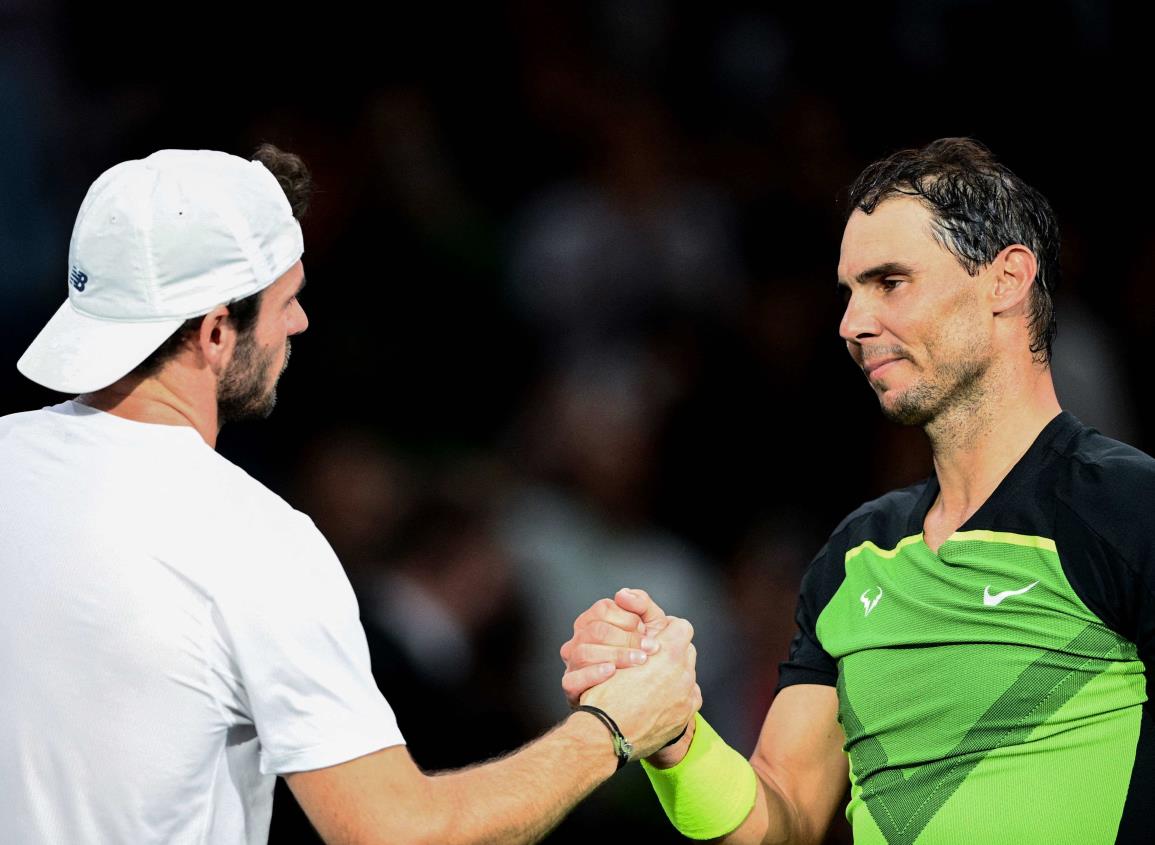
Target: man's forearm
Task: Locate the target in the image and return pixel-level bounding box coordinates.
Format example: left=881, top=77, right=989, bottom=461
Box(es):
left=719, top=771, right=810, bottom=845
left=642, top=715, right=829, bottom=845
left=427, top=710, right=618, bottom=845
left=289, top=617, right=697, bottom=844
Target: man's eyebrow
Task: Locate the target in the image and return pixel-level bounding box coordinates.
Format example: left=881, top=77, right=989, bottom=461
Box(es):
left=837, top=262, right=914, bottom=289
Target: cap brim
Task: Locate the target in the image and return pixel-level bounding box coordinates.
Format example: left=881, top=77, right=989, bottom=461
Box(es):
left=17, top=299, right=187, bottom=394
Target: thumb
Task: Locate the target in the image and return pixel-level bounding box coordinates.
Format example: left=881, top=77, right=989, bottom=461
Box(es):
left=655, top=616, right=694, bottom=649
left=615, top=587, right=665, bottom=623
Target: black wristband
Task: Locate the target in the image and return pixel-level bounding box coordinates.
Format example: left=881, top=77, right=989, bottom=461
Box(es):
left=663, top=723, right=689, bottom=748
left=576, top=704, right=633, bottom=770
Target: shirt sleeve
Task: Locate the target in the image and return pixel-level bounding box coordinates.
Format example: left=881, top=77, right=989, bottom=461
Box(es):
left=211, top=510, right=406, bottom=775
left=776, top=541, right=842, bottom=691
left=1056, top=447, right=1155, bottom=704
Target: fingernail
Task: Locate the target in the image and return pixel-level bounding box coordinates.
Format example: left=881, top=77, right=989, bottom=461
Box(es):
left=629, top=651, right=648, bottom=665
left=641, top=637, right=659, bottom=653
left=599, top=663, right=614, bottom=677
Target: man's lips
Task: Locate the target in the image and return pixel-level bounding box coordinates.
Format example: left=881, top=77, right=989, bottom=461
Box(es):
left=863, top=357, right=904, bottom=378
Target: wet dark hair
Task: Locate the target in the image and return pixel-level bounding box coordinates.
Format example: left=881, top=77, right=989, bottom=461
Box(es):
left=847, top=138, right=1059, bottom=364
left=131, top=144, right=312, bottom=378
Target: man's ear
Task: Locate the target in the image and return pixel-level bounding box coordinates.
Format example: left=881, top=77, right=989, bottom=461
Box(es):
left=195, top=305, right=237, bottom=375
left=990, top=244, right=1038, bottom=315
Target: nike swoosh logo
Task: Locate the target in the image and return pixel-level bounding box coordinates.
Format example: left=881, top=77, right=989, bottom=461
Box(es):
left=983, top=581, right=1039, bottom=607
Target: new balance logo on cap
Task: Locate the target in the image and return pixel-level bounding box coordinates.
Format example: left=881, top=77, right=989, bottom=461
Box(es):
left=69, top=267, right=88, bottom=292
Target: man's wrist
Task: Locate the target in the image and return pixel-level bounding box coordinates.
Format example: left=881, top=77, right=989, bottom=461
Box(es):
left=645, top=716, right=696, bottom=769
left=641, top=713, right=758, bottom=840
left=575, top=704, right=633, bottom=769
left=565, top=710, right=623, bottom=779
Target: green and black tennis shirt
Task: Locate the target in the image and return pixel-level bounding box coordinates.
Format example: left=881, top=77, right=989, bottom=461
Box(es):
left=779, top=412, right=1154, bottom=844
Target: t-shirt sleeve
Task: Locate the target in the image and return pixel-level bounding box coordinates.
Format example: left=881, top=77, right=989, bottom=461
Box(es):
left=1057, top=450, right=1155, bottom=704
left=776, top=541, right=841, bottom=691
left=212, top=511, right=405, bottom=775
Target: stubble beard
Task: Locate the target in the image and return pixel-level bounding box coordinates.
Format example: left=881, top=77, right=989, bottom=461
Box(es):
left=878, top=352, right=990, bottom=429
left=218, top=335, right=289, bottom=424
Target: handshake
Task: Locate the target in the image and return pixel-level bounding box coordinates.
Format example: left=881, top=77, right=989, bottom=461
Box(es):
left=559, top=587, right=701, bottom=766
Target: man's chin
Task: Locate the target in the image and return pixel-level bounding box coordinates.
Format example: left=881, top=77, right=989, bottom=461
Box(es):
left=218, top=385, right=278, bottom=425
left=253, top=390, right=278, bottom=420
left=249, top=384, right=279, bottom=420
left=878, top=389, right=935, bottom=427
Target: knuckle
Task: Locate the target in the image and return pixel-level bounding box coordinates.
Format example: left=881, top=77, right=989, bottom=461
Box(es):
left=609, top=605, right=634, bottom=627
left=645, top=617, right=668, bottom=633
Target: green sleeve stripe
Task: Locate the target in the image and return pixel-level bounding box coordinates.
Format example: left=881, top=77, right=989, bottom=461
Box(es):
left=948, top=529, right=1057, bottom=553
left=845, top=534, right=924, bottom=563
left=844, top=530, right=1057, bottom=566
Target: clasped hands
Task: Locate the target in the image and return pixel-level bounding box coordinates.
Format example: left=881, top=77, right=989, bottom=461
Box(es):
left=560, top=588, right=700, bottom=766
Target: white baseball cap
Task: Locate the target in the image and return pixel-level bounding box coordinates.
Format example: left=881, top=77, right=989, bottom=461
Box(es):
left=18, top=149, right=304, bottom=393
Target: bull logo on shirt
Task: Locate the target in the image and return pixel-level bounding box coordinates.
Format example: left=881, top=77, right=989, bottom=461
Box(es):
left=860, top=586, right=883, bottom=616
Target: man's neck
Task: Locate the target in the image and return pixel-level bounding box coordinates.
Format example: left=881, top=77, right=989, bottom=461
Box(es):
left=78, top=373, right=220, bottom=448
left=923, top=364, right=1061, bottom=539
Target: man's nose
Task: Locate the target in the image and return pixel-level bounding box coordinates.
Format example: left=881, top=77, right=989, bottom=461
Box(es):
left=290, top=300, right=309, bottom=335
left=839, top=292, right=881, bottom=344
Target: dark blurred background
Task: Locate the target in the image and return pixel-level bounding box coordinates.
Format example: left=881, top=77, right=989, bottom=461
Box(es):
left=2, top=1, right=1151, bottom=842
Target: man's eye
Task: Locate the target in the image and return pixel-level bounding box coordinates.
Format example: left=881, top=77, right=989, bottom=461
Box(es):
left=880, top=278, right=902, bottom=291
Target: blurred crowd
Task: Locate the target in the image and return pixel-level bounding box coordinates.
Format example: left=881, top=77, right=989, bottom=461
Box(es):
left=1, top=2, right=1149, bottom=842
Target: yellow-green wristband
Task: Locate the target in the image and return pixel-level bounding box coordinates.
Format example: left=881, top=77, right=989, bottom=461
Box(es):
left=641, top=713, right=757, bottom=840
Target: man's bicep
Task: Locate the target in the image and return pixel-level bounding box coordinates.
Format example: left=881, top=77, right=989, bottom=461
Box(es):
left=749, top=684, right=848, bottom=844
left=285, top=746, right=442, bottom=845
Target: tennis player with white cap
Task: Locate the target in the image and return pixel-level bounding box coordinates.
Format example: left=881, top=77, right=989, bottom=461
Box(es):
left=0, top=146, right=698, bottom=844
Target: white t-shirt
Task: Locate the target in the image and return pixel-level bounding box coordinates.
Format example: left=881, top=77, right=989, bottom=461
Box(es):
left=0, top=402, right=405, bottom=844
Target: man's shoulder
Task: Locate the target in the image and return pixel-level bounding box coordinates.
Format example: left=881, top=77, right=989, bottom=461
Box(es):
left=1053, top=421, right=1155, bottom=549
left=828, top=478, right=933, bottom=551
left=1060, top=421, right=1155, bottom=488
left=799, top=480, right=931, bottom=587
left=194, top=452, right=321, bottom=547
left=199, top=449, right=292, bottom=510
left=182, top=455, right=338, bottom=594
left=0, top=403, right=68, bottom=432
